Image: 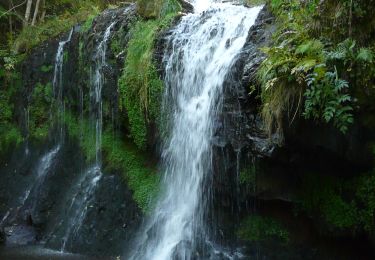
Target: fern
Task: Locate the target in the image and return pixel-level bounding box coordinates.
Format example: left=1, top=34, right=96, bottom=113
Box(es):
left=303, top=68, right=353, bottom=133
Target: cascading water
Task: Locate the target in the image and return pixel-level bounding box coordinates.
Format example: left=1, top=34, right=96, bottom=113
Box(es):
left=53, top=28, right=74, bottom=140
left=8, top=30, right=73, bottom=213
left=21, top=145, right=60, bottom=206
left=93, top=21, right=116, bottom=165
left=55, top=21, right=115, bottom=252
left=129, top=1, right=262, bottom=259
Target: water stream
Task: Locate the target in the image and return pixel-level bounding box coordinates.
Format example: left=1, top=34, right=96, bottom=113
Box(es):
left=53, top=28, right=74, bottom=140
left=129, top=1, right=262, bottom=259
left=21, top=145, right=61, bottom=206
left=55, top=21, right=115, bottom=252
left=93, top=21, right=116, bottom=165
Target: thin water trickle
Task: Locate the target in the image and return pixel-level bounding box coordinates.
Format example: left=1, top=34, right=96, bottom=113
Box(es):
left=57, top=21, right=115, bottom=252
left=15, top=29, right=72, bottom=210
left=129, top=1, right=262, bottom=259
left=93, top=21, right=116, bottom=166
left=53, top=28, right=74, bottom=140
left=21, top=145, right=61, bottom=206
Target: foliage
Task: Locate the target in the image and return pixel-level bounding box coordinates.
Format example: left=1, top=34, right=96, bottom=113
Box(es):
left=237, top=215, right=290, bottom=243
left=81, top=13, right=98, bottom=33
left=297, top=172, right=375, bottom=233
left=258, top=0, right=375, bottom=136
left=244, top=0, right=266, bottom=7
left=102, top=131, right=160, bottom=212
left=10, top=1, right=100, bottom=54
left=65, top=112, right=160, bottom=212
left=0, top=66, right=23, bottom=152
left=29, top=82, right=53, bottom=140
left=137, top=0, right=163, bottom=18
left=119, top=1, right=179, bottom=149
left=304, top=69, right=353, bottom=133
left=239, top=164, right=256, bottom=186
left=40, top=64, right=54, bottom=73
left=355, top=174, right=375, bottom=232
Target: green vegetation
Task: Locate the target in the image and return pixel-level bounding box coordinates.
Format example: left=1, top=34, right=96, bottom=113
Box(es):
left=237, top=215, right=289, bottom=243
left=0, top=67, right=23, bottom=152
left=29, top=82, right=53, bottom=140
left=118, top=0, right=180, bottom=149
left=40, top=64, right=53, bottom=73
left=297, top=172, right=375, bottom=233
left=81, top=13, right=98, bottom=33
left=244, top=0, right=266, bottom=7
left=258, top=0, right=375, bottom=136
left=239, top=164, right=257, bottom=186
left=12, top=5, right=98, bottom=54
left=102, top=132, right=160, bottom=212
left=65, top=113, right=160, bottom=211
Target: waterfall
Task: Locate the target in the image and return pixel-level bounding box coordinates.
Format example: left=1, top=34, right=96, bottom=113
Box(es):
left=129, top=1, right=262, bottom=259
left=53, top=28, right=74, bottom=140
left=11, top=30, right=73, bottom=214
left=92, top=21, right=116, bottom=166
left=21, top=145, right=60, bottom=205
left=55, top=21, right=115, bottom=252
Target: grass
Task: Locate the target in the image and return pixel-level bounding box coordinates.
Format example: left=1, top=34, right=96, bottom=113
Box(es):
left=12, top=3, right=100, bottom=54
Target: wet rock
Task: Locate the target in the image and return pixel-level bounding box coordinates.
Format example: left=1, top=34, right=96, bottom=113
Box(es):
left=178, top=0, right=194, bottom=13
left=0, top=227, right=5, bottom=244
left=213, top=6, right=276, bottom=158
left=4, top=225, right=37, bottom=246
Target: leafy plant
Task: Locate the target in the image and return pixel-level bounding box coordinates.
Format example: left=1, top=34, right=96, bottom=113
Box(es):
left=119, top=1, right=179, bottom=149
left=304, top=68, right=353, bottom=133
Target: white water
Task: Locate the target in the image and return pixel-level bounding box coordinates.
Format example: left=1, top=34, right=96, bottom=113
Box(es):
left=58, top=22, right=115, bottom=252
left=17, top=30, right=71, bottom=210
left=60, top=166, right=101, bottom=251
left=53, top=28, right=73, bottom=139
left=129, top=1, right=262, bottom=259
left=93, top=21, right=116, bottom=165
left=21, top=146, right=60, bottom=205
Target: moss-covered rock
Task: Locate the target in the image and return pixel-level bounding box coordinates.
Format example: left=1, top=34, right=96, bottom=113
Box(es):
left=237, top=215, right=290, bottom=244
left=137, top=0, right=164, bottom=19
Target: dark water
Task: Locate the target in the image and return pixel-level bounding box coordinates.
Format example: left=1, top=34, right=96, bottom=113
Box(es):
left=0, top=245, right=115, bottom=260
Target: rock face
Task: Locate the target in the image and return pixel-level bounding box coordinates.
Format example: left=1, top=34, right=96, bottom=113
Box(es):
left=0, top=5, right=142, bottom=257
left=2, top=1, right=374, bottom=257
left=210, top=5, right=276, bottom=212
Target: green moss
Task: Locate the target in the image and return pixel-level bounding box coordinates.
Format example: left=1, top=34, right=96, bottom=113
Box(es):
left=237, top=215, right=290, bottom=243
left=40, top=65, right=53, bottom=73
left=63, top=50, right=69, bottom=63
left=102, top=132, right=160, bottom=212
left=118, top=5, right=179, bottom=149
left=239, top=164, right=256, bottom=186
left=64, top=112, right=159, bottom=212
left=64, top=112, right=96, bottom=161
left=0, top=69, right=23, bottom=152
left=137, top=0, right=164, bottom=18
left=355, top=174, right=375, bottom=232
left=110, top=33, right=122, bottom=57
left=244, top=0, right=266, bottom=7
left=0, top=125, right=23, bottom=152
left=297, top=171, right=375, bottom=233
left=29, top=82, right=53, bottom=140
left=81, top=13, right=98, bottom=33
